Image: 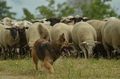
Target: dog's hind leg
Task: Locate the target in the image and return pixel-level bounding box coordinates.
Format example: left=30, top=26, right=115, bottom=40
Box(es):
left=32, top=48, right=39, bottom=70
left=43, top=57, right=54, bottom=74
left=33, top=56, right=39, bottom=70
left=32, top=53, right=39, bottom=70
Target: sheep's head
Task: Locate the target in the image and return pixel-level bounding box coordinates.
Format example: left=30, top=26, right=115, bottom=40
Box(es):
left=17, top=27, right=29, bottom=38
left=5, top=27, right=18, bottom=40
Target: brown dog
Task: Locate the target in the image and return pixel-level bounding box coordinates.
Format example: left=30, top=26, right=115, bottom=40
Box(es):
left=32, top=33, right=72, bottom=73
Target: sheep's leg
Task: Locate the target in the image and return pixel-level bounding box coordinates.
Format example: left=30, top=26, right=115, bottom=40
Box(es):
left=83, top=49, right=87, bottom=59
left=79, top=45, right=87, bottom=59
left=103, top=41, right=112, bottom=59
left=19, top=48, right=25, bottom=58
left=2, top=47, right=7, bottom=60
left=10, top=48, right=15, bottom=59
left=72, top=41, right=80, bottom=58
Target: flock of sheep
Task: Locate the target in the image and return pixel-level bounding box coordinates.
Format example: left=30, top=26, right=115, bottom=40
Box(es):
left=0, top=15, right=119, bottom=59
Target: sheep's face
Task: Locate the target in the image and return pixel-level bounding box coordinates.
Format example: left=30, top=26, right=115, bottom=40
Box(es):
left=73, top=17, right=83, bottom=24
left=18, top=27, right=28, bottom=38
left=46, top=18, right=61, bottom=26
left=6, top=27, right=18, bottom=40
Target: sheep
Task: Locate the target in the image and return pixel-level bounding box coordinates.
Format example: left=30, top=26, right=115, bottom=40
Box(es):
left=31, top=19, right=47, bottom=24
left=51, top=23, right=73, bottom=43
left=103, top=17, right=118, bottom=21
left=14, top=22, right=29, bottom=57
left=87, top=20, right=106, bottom=42
left=72, top=22, right=100, bottom=59
left=0, top=25, right=20, bottom=59
left=0, top=24, right=6, bottom=31
left=72, top=15, right=83, bottom=24
left=26, top=23, right=50, bottom=50
left=61, top=15, right=85, bottom=25
left=31, top=19, right=52, bottom=42
left=45, top=17, right=61, bottom=26
left=1, top=17, right=16, bottom=26
left=87, top=20, right=107, bottom=58
left=101, top=19, right=120, bottom=59
left=60, top=16, right=74, bottom=25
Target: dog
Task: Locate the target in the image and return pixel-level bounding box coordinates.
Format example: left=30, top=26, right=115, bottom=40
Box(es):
left=31, top=33, right=73, bottom=73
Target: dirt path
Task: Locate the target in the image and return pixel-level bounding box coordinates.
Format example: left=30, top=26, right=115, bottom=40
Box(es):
left=0, top=72, right=38, bottom=79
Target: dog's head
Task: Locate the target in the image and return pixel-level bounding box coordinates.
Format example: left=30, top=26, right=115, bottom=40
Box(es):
left=57, top=33, right=74, bottom=57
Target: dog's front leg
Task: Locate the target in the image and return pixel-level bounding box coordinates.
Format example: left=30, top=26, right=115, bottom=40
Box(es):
left=43, top=57, right=54, bottom=74
left=40, top=63, right=44, bottom=72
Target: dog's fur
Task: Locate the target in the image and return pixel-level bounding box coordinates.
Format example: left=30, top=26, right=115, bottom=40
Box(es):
left=32, top=33, right=72, bottom=73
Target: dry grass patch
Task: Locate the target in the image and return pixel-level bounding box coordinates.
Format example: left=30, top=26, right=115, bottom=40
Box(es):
left=0, top=58, right=120, bottom=79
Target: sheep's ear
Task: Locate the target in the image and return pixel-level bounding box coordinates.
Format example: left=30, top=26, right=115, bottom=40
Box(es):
left=5, top=28, right=11, bottom=30
left=94, top=41, right=101, bottom=44
left=70, top=18, right=75, bottom=20
left=25, top=27, right=29, bottom=29
left=80, top=42, right=87, bottom=45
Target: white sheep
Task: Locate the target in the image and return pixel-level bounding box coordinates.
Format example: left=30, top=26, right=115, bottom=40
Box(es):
left=101, top=19, right=120, bottom=58
left=72, top=22, right=100, bottom=59
left=26, top=23, right=50, bottom=49
left=51, top=23, right=73, bottom=43
left=87, top=20, right=106, bottom=42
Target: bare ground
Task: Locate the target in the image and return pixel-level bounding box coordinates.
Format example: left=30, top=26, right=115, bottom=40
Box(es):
left=0, top=71, right=38, bottom=79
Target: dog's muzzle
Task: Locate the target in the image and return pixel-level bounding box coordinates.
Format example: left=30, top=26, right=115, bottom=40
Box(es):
left=61, top=46, right=74, bottom=57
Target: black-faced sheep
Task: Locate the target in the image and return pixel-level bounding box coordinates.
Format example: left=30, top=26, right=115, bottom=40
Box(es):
left=0, top=26, right=20, bottom=59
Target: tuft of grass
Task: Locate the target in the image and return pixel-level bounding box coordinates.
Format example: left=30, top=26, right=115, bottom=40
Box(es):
left=0, top=58, right=120, bottom=79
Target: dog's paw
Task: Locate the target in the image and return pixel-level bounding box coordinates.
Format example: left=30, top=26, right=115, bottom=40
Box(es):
left=50, top=68, right=55, bottom=74
left=39, top=69, right=44, bottom=72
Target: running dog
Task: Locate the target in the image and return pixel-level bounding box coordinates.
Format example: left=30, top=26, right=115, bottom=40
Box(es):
left=31, top=33, right=73, bottom=73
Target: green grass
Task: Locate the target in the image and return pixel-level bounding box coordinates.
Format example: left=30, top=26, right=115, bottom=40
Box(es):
left=0, top=57, right=120, bottom=79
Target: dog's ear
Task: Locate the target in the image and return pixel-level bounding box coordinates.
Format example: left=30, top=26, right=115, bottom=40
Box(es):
left=57, top=33, right=66, bottom=43
left=61, top=33, right=65, bottom=42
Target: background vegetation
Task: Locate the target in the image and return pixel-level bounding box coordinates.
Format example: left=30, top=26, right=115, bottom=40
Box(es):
left=0, top=0, right=120, bottom=21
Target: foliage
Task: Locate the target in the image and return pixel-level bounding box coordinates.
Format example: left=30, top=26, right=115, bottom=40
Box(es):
left=0, top=0, right=16, bottom=19
left=35, top=0, right=75, bottom=19
left=56, top=2, right=75, bottom=18
left=81, top=0, right=118, bottom=19
left=66, top=0, right=93, bottom=16
left=22, top=8, right=35, bottom=21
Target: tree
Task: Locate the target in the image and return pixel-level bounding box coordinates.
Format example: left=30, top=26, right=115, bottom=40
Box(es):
left=56, top=2, right=75, bottom=18
left=35, top=0, right=75, bottom=19
left=66, top=0, right=93, bottom=16
left=0, top=0, right=16, bottom=19
left=81, top=0, right=118, bottom=19
left=22, top=8, right=35, bottom=21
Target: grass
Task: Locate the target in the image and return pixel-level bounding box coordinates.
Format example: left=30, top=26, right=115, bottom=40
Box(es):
left=0, top=57, right=120, bottom=79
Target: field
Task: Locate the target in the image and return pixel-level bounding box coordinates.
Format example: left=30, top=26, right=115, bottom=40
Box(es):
left=0, top=57, right=120, bottom=79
